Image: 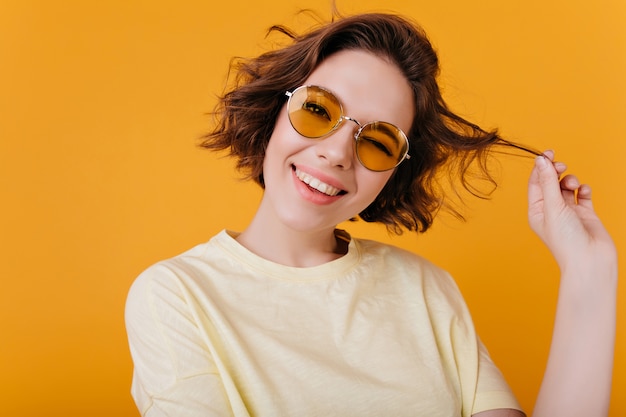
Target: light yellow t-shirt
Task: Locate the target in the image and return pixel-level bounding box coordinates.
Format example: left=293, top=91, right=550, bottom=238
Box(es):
left=126, top=230, right=522, bottom=417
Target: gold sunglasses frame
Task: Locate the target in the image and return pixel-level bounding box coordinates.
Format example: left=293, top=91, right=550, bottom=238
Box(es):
left=284, top=85, right=411, bottom=172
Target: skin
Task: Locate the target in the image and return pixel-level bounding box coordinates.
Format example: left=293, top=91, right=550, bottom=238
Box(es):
left=236, top=50, right=414, bottom=267
left=237, top=50, right=617, bottom=416
left=475, top=151, right=617, bottom=417
left=525, top=151, right=617, bottom=416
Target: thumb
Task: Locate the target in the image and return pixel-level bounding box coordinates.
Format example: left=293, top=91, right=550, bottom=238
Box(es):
left=533, top=155, right=565, bottom=213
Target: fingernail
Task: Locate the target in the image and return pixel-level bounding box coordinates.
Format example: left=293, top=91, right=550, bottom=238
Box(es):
left=536, top=155, right=548, bottom=168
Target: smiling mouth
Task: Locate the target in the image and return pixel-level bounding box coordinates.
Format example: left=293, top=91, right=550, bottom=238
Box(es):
left=293, top=166, right=346, bottom=197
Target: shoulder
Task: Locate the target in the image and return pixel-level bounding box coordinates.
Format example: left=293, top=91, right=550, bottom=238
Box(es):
left=354, top=237, right=456, bottom=285
left=128, top=230, right=235, bottom=292
left=352, top=237, right=470, bottom=311
left=128, top=242, right=207, bottom=290
left=354, top=237, right=433, bottom=263
left=125, top=237, right=219, bottom=320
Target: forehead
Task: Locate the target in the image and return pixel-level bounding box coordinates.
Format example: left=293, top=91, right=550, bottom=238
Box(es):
left=302, top=50, right=415, bottom=132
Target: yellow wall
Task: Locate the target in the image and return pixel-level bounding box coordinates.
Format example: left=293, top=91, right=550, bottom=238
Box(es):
left=1, top=0, right=624, bottom=415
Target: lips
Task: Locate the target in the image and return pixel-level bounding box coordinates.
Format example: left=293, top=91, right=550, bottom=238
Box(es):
left=293, top=166, right=346, bottom=197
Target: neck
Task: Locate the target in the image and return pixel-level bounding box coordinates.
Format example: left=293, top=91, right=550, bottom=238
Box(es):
left=235, top=216, right=348, bottom=268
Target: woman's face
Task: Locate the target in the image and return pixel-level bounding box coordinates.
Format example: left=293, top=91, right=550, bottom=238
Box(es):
left=259, top=49, right=415, bottom=233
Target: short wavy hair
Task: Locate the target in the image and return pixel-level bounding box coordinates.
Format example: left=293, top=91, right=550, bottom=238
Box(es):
left=201, top=12, right=537, bottom=234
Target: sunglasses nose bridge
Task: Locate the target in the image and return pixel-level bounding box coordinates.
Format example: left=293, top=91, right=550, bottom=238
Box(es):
left=340, top=116, right=362, bottom=141
left=342, top=115, right=361, bottom=128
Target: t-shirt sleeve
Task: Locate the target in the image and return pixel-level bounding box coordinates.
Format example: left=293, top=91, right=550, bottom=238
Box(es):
left=422, top=264, right=524, bottom=416
left=125, top=264, right=235, bottom=417
left=472, top=337, right=524, bottom=415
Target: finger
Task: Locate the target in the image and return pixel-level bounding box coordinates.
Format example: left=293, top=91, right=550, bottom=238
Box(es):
left=562, top=188, right=577, bottom=206
left=578, top=184, right=592, bottom=199
left=576, top=184, right=595, bottom=209
left=528, top=156, right=545, bottom=205
left=560, top=174, right=581, bottom=191
left=542, top=149, right=555, bottom=161
left=554, top=161, right=568, bottom=176
left=533, top=155, right=565, bottom=210
left=560, top=175, right=580, bottom=206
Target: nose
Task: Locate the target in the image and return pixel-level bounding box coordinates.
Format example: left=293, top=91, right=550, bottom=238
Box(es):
left=314, top=120, right=358, bottom=169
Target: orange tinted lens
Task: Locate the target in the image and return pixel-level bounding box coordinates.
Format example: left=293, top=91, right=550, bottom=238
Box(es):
left=287, top=86, right=342, bottom=138
left=355, top=122, right=408, bottom=171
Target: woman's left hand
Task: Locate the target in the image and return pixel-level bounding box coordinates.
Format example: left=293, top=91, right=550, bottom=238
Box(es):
left=527, top=150, right=616, bottom=276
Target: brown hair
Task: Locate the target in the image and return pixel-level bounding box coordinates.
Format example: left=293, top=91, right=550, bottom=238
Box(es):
left=201, top=12, right=538, bottom=234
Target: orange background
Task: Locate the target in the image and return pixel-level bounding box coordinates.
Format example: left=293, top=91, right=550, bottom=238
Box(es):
left=1, top=0, right=624, bottom=415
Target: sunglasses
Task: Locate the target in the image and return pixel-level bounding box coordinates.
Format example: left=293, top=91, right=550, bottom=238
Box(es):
left=284, top=85, right=411, bottom=172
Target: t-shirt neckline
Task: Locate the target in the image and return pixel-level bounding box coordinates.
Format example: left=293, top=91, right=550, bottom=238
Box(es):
left=210, top=229, right=361, bottom=282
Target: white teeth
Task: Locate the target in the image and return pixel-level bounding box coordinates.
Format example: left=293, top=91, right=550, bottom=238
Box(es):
left=294, top=168, right=342, bottom=196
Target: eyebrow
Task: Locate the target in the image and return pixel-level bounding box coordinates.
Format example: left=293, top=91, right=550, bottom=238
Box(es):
left=370, top=122, right=401, bottom=146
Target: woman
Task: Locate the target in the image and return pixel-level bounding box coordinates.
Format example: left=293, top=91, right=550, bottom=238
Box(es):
left=125, top=12, right=617, bottom=416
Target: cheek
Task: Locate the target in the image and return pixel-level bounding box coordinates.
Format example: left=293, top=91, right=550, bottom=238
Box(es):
left=263, top=116, right=290, bottom=164
left=271, top=107, right=292, bottom=140
left=266, top=110, right=301, bottom=154
left=361, top=171, right=394, bottom=199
